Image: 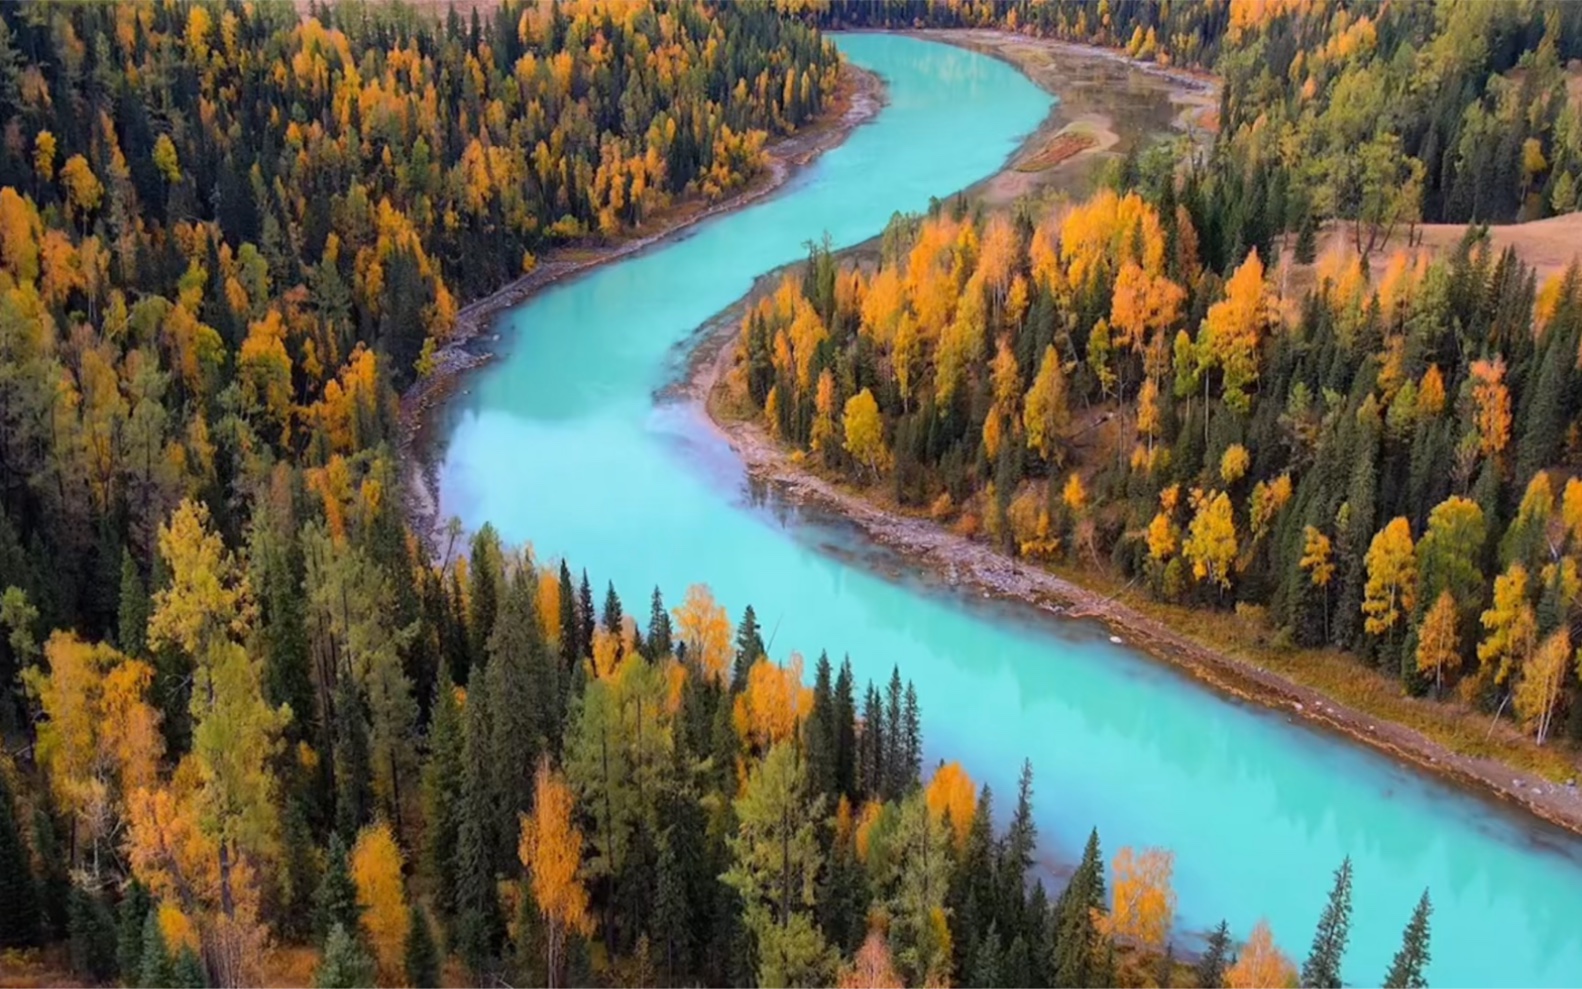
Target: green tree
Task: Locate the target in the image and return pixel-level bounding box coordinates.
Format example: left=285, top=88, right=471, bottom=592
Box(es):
left=404, top=903, right=441, bottom=989
left=1382, top=890, right=1432, bottom=989
left=421, top=665, right=463, bottom=921
left=317, top=922, right=376, bottom=989
left=315, top=833, right=362, bottom=942
left=1302, top=856, right=1353, bottom=989
left=116, top=881, right=152, bottom=979
left=1053, top=827, right=1105, bottom=988
left=170, top=946, right=208, bottom=988
left=455, top=661, right=504, bottom=977
left=1198, top=919, right=1232, bottom=988
left=136, top=909, right=172, bottom=989
left=0, top=771, right=38, bottom=947
left=67, top=885, right=119, bottom=982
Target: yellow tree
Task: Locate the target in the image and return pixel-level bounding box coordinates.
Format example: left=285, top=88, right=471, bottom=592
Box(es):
left=1362, top=518, right=1416, bottom=639
left=1515, top=628, right=1571, bottom=745
left=733, top=654, right=813, bottom=753
left=1198, top=250, right=1268, bottom=413
left=1415, top=590, right=1461, bottom=696
left=1225, top=919, right=1297, bottom=989
left=519, top=757, right=593, bottom=988
left=1107, top=847, right=1176, bottom=952
left=1183, top=490, right=1237, bottom=590
left=924, top=761, right=976, bottom=848
left=1479, top=563, right=1537, bottom=687
left=837, top=922, right=904, bottom=989
left=673, top=583, right=732, bottom=684
left=1469, top=358, right=1511, bottom=460
left=24, top=632, right=163, bottom=878
left=1023, top=344, right=1069, bottom=463
left=351, top=822, right=408, bottom=984
left=843, top=388, right=889, bottom=476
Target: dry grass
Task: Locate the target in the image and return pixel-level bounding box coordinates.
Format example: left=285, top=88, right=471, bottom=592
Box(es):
left=1014, top=129, right=1099, bottom=172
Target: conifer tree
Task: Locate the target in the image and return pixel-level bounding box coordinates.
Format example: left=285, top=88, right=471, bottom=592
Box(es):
left=968, top=923, right=1003, bottom=988
left=647, top=587, right=673, bottom=659
left=1302, top=856, right=1353, bottom=989
left=833, top=658, right=858, bottom=799
left=116, top=881, right=152, bottom=980
left=806, top=651, right=837, bottom=796
left=487, top=570, right=546, bottom=859
left=455, top=662, right=504, bottom=976
left=0, top=771, right=38, bottom=948
left=602, top=581, right=623, bottom=635
left=884, top=667, right=905, bottom=798
left=117, top=550, right=150, bottom=658
left=332, top=678, right=373, bottom=839
left=315, top=833, right=362, bottom=942
left=949, top=785, right=997, bottom=973
left=317, top=922, right=376, bottom=989
left=67, top=885, right=119, bottom=982
left=136, top=910, right=172, bottom=989
left=422, top=665, right=464, bottom=921
left=902, top=681, right=922, bottom=791
left=559, top=562, right=580, bottom=662
left=1382, top=890, right=1432, bottom=989
left=1198, top=919, right=1232, bottom=988
left=1053, top=827, right=1105, bottom=989
left=859, top=683, right=885, bottom=798
left=1000, top=760, right=1037, bottom=933
left=578, top=572, right=595, bottom=663
left=170, top=947, right=208, bottom=988
left=732, top=606, right=764, bottom=693
left=404, top=903, right=441, bottom=989
left=469, top=526, right=504, bottom=671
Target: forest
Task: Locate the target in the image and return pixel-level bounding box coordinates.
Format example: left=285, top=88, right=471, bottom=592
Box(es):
left=0, top=0, right=1554, bottom=986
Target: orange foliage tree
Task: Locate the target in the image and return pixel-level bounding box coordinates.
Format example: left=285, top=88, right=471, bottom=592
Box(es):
left=519, top=757, right=594, bottom=988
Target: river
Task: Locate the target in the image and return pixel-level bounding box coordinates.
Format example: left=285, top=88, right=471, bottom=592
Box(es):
left=434, top=33, right=1582, bottom=987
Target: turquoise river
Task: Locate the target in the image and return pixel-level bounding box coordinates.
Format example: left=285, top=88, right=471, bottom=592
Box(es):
left=436, top=33, right=1582, bottom=987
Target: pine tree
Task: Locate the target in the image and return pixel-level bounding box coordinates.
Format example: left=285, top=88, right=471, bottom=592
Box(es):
left=577, top=571, right=595, bottom=663
left=468, top=526, right=504, bottom=671
left=404, top=903, right=441, bottom=989
left=833, top=658, right=857, bottom=800
left=1382, top=890, right=1432, bottom=989
left=1302, top=856, right=1353, bottom=989
left=170, top=947, right=208, bottom=988
left=1000, top=760, right=1036, bottom=934
left=949, top=786, right=997, bottom=974
left=455, top=661, right=504, bottom=977
left=647, top=586, right=673, bottom=658
left=884, top=667, right=904, bottom=798
left=806, top=652, right=837, bottom=796
left=67, top=885, right=119, bottom=982
left=732, top=605, right=764, bottom=693
left=1053, top=827, right=1104, bottom=989
left=559, top=562, right=579, bottom=662
left=901, top=681, right=922, bottom=791
left=421, top=665, right=463, bottom=921
left=1198, top=919, right=1232, bottom=988
left=116, top=881, right=152, bottom=980
left=315, top=833, right=362, bottom=942
left=487, top=570, right=545, bottom=862
left=317, top=922, right=376, bottom=989
left=602, top=580, right=623, bottom=634
left=0, top=771, right=38, bottom=948
left=136, top=910, right=172, bottom=989
left=968, top=923, right=1003, bottom=988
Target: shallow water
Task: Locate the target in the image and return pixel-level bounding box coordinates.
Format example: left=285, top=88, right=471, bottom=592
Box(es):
left=437, top=33, right=1582, bottom=987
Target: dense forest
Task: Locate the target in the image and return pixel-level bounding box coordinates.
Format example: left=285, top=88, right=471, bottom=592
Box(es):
left=726, top=106, right=1582, bottom=750
left=0, top=0, right=1537, bottom=986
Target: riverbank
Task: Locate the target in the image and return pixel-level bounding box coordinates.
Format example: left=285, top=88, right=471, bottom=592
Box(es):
left=684, top=37, right=1582, bottom=840
left=399, top=60, right=885, bottom=553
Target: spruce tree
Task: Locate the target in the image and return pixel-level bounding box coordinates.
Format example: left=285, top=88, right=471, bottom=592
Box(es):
left=558, top=561, right=579, bottom=662
left=137, top=909, right=172, bottom=989
left=652, top=828, right=692, bottom=984
left=454, top=661, right=503, bottom=977
left=732, top=605, right=764, bottom=692
left=949, top=785, right=996, bottom=971
left=331, top=678, right=373, bottom=839
left=884, top=667, right=904, bottom=798
left=1003, top=933, right=1032, bottom=989
left=577, top=571, right=595, bottom=661
left=0, top=771, right=38, bottom=947
left=647, top=586, right=673, bottom=658
left=404, top=903, right=441, bottom=989
left=968, top=924, right=1003, bottom=989
left=833, top=658, right=857, bottom=799
left=1381, top=890, right=1432, bottom=989
left=170, top=947, right=208, bottom=988
left=316, top=923, right=376, bottom=989
left=315, top=833, right=361, bottom=942
left=468, top=526, right=503, bottom=670
left=486, top=571, right=545, bottom=861
left=67, top=885, right=119, bottom=982
left=1000, top=760, right=1037, bottom=933
left=1198, top=919, right=1232, bottom=988
left=117, top=550, right=150, bottom=658
left=602, top=580, right=623, bottom=634
left=805, top=652, right=837, bottom=796
left=421, top=665, right=463, bottom=921
left=901, top=681, right=922, bottom=791
left=1053, top=827, right=1104, bottom=989
left=1302, top=856, right=1353, bottom=989
left=859, top=683, right=884, bottom=799
left=116, top=881, right=152, bottom=980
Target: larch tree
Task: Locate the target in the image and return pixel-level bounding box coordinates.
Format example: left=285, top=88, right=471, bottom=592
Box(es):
left=1108, top=847, right=1177, bottom=953
left=1478, top=563, right=1538, bottom=688
left=1023, top=344, right=1070, bottom=464
left=1225, top=918, right=1297, bottom=989
left=519, top=757, right=594, bottom=989
left=843, top=388, right=889, bottom=477
left=350, top=822, right=408, bottom=984
left=1363, top=518, right=1417, bottom=639
left=1414, top=590, right=1461, bottom=695
left=673, top=584, right=732, bottom=685
left=1183, top=490, right=1238, bottom=591
left=1514, top=628, right=1571, bottom=745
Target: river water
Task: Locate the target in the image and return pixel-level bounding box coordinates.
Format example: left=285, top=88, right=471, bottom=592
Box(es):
left=436, top=33, right=1582, bottom=986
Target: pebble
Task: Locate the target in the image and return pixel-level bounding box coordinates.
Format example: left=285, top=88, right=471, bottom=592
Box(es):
left=1109, top=635, right=1122, bottom=644
left=1294, top=703, right=1303, bottom=711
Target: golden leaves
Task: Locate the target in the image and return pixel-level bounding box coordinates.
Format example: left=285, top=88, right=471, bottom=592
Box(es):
left=1362, top=517, right=1416, bottom=637
left=923, top=761, right=975, bottom=848
left=351, top=822, right=408, bottom=983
